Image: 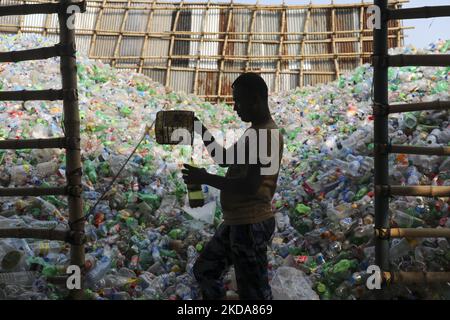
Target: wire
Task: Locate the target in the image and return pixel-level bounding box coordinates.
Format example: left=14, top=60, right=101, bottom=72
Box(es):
left=68, top=120, right=155, bottom=228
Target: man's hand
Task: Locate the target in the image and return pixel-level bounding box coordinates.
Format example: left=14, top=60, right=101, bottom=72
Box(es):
left=182, top=164, right=209, bottom=184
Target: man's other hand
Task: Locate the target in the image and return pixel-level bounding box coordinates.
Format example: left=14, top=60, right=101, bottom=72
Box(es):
left=182, top=164, right=208, bottom=184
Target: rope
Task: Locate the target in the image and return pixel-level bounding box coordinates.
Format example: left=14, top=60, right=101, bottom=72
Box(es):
left=68, top=121, right=155, bottom=228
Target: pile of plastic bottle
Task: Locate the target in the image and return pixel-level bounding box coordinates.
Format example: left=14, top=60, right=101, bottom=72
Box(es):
left=0, top=34, right=449, bottom=300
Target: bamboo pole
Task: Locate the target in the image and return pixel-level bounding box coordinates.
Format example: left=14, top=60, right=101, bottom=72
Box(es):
left=389, top=145, right=450, bottom=156
left=217, top=0, right=234, bottom=104
left=89, top=0, right=108, bottom=59
left=0, top=187, right=67, bottom=197
left=193, top=0, right=211, bottom=96
left=359, top=3, right=364, bottom=65
left=111, top=0, right=132, bottom=68
left=0, top=89, right=64, bottom=101
left=331, top=4, right=340, bottom=81
left=26, top=0, right=408, bottom=11
left=387, top=5, right=450, bottom=20
left=388, top=228, right=450, bottom=239
left=244, top=1, right=259, bottom=73
left=0, top=228, right=69, bottom=241
left=299, top=5, right=311, bottom=88
left=386, top=272, right=450, bottom=285
left=387, top=100, right=450, bottom=114
left=0, top=138, right=66, bottom=150
left=0, top=24, right=409, bottom=38
left=138, top=0, right=157, bottom=74
left=275, top=3, right=286, bottom=93
left=59, top=0, right=84, bottom=300
left=165, top=0, right=185, bottom=88
left=373, top=0, right=390, bottom=277
left=388, top=54, right=450, bottom=67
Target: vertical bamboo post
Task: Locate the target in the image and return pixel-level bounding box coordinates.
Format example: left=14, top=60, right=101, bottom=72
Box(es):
left=275, top=3, right=286, bottom=93
left=18, top=0, right=25, bottom=34
left=298, top=5, right=311, bottom=88
left=165, top=0, right=185, bottom=88
left=193, top=0, right=211, bottom=96
left=331, top=3, right=339, bottom=81
left=89, top=0, right=108, bottom=59
left=43, top=10, right=51, bottom=37
left=138, top=0, right=157, bottom=74
left=359, top=2, right=364, bottom=65
left=373, top=0, right=389, bottom=278
left=244, top=1, right=258, bottom=72
left=217, top=0, right=234, bottom=104
left=59, top=0, right=84, bottom=300
left=111, top=0, right=132, bottom=68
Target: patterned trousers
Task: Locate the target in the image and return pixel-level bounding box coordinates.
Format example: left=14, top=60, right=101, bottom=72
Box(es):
left=193, top=217, right=275, bottom=300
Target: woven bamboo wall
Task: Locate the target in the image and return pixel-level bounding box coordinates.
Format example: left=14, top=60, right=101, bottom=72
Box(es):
left=0, top=0, right=407, bottom=103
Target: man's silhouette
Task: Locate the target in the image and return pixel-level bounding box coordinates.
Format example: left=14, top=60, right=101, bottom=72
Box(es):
left=182, top=73, right=284, bottom=300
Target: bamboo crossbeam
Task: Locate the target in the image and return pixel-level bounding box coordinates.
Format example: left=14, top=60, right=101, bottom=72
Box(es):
left=388, top=54, right=450, bottom=67
left=387, top=100, right=450, bottom=114
left=388, top=228, right=450, bottom=239
left=387, top=6, right=450, bottom=20
left=0, top=228, right=69, bottom=241
left=0, top=44, right=74, bottom=63
left=0, top=1, right=86, bottom=17
left=0, top=89, right=63, bottom=101
left=0, top=25, right=407, bottom=43
left=389, top=145, right=450, bottom=156
left=0, top=187, right=67, bottom=197
left=125, top=64, right=339, bottom=74
left=25, top=0, right=407, bottom=11
left=0, top=138, right=66, bottom=150
left=386, top=272, right=450, bottom=285
left=89, top=0, right=108, bottom=59
left=1, top=26, right=407, bottom=37
left=376, top=185, right=450, bottom=197
left=94, top=52, right=377, bottom=60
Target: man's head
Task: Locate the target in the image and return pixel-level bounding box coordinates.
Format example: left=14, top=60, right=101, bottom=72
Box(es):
left=232, top=73, right=269, bottom=123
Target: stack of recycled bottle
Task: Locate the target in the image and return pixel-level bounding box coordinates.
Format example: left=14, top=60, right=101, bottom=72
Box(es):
left=0, top=34, right=449, bottom=300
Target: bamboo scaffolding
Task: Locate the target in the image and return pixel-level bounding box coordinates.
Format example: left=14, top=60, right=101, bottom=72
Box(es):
left=0, top=89, right=64, bottom=101
left=0, top=0, right=407, bottom=102
left=0, top=1, right=86, bottom=16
